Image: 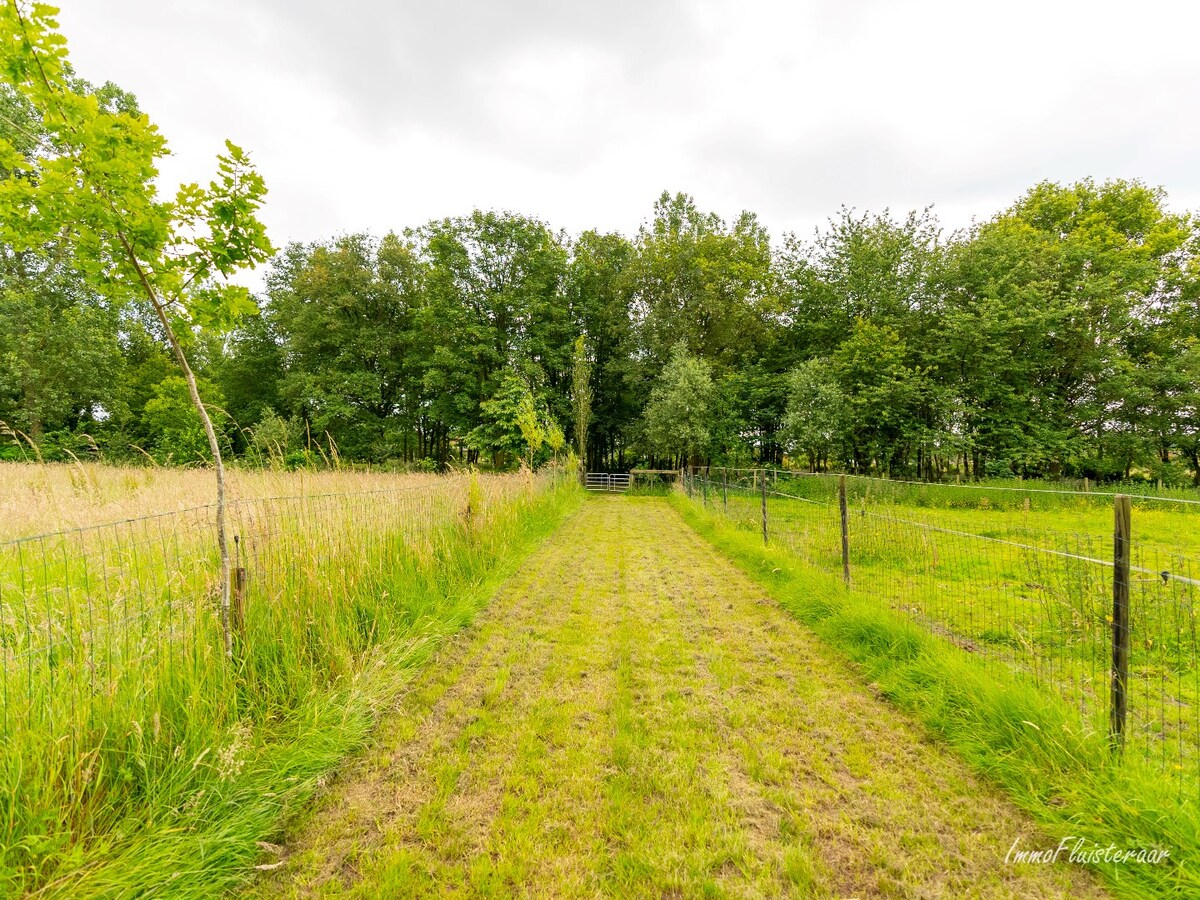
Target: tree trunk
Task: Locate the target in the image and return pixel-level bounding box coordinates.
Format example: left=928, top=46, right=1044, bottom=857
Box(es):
left=119, top=232, right=233, bottom=658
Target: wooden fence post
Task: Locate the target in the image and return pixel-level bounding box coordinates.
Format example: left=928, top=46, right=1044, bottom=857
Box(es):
left=702, top=471, right=709, bottom=505
left=722, top=468, right=728, bottom=512
left=231, top=566, right=247, bottom=639
left=760, top=469, right=768, bottom=544
left=1110, top=493, right=1131, bottom=754
left=839, top=474, right=850, bottom=585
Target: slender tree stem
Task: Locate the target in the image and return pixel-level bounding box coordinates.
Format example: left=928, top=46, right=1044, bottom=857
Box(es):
left=116, top=231, right=233, bottom=659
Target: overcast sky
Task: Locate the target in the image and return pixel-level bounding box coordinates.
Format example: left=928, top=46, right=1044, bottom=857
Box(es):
left=54, top=0, right=1200, bottom=262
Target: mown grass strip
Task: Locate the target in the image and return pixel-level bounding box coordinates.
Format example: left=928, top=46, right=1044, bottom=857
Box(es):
left=257, top=496, right=1103, bottom=898
left=671, top=492, right=1199, bottom=899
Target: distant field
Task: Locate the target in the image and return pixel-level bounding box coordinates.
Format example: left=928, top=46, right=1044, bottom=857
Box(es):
left=773, top=472, right=1200, bottom=559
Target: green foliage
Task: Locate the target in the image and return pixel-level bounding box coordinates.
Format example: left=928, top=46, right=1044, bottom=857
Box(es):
left=266, top=234, right=419, bottom=460
left=778, top=206, right=943, bottom=357
left=782, top=359, right=843, bottom=471
left=141, top=375, right=229, bottom=464
left=0, top=4, right=273, bottom=325
left=0, top=268, right=121, bottom=439
left=0, top=12, right=1198, bottom=485
left=640, top=342, right=717, bottom=465
left=466, top=371, right=559, bottom=469
left=628, top=192, right=775, bottom=373
left=935, top=180, right=1194, bottom=479
left=828, top=320, right=938, bottom=473
left=246, top=408, right=298, bottom=466
left=571, top=335, right=592, bottom=474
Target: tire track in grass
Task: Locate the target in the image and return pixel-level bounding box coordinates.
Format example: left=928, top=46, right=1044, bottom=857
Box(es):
left=251, top=497, right=1105, bottom=898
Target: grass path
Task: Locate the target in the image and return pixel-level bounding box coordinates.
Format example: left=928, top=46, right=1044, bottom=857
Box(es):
left=250, top=497, right=1104, bottom=898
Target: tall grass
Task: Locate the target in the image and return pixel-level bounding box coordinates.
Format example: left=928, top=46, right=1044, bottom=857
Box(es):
left=0, top=464, right=582, bottom=897
left=0, top=460, right=477, bottom=542
left=673, top=490, right=1199, bottom=898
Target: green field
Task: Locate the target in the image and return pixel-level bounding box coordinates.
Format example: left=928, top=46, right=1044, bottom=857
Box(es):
left=697, top=472, right=1200, bottom=790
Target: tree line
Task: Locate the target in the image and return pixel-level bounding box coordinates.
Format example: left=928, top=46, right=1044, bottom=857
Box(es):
left=3, top=93, right=1199, bottom=482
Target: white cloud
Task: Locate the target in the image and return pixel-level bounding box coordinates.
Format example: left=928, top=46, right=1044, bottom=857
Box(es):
left=52, top=0, right=1200, bottom=267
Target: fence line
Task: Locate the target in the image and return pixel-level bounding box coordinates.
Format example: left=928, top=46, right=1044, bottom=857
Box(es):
left=0, top=471, right=562, bottom=745
left=809, top=470, right=1200, bottom=507
left=683, top=467, right=1200, bottom=795
left=695, top=466, right=1200, bottom=506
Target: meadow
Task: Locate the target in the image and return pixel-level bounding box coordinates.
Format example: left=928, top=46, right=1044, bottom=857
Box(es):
left=0, top=461, right=581, bottom=897
left=700, top=471, right=1200, bottom=778
left=7, top=460, right=1200, bottom=896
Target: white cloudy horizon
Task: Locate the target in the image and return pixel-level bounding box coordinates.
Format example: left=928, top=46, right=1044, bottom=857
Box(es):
left=51, top=0, right=1200, bottom=266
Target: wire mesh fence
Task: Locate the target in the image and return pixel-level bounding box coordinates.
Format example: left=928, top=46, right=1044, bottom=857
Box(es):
left=0, top=471, right=560, bottom=784
left=683, top=467, right=1200, bottom=797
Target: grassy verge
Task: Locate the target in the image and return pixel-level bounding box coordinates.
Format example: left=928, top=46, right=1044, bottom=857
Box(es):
left=2, top=477, right=582, bottom=898
left=670, top=492, right=1199, bottom=898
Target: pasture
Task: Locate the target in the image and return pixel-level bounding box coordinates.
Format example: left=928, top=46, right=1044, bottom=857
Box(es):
left=702, top=471, right=1200, bottom=784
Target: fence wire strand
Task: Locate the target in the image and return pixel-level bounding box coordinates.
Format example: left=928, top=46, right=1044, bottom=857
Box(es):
left=684, top=467, right=1200, bottom=797
left=0, top=472, right=560, bottom=769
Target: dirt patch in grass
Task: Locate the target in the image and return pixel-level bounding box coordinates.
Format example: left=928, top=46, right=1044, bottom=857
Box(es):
left=250, top=497, right=1105, bottom=898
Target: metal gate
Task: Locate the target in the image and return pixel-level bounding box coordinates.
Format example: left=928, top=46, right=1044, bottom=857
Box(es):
left=585, top=472, right=631, bottom=493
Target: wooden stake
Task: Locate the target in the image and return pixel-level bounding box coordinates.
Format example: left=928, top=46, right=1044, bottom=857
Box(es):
left=839, top=474, right=850, bottom=584
left=760, top=469, right=768, bottom=544
left=231, top=565, right=247, bottom=639
left=1110, top=494, right=1131, bottom=754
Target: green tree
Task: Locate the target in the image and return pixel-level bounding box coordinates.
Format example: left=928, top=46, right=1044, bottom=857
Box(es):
left=939, top=179, right=1192, bottom=478
left=571, top=335, right=592, bottom=478
left=0, top=79, right=129, bottom=450
left=566, top=230, right=636, bottom=470
left=640, top=342, right=716, bottom=467
left=211, top=310, right=283, bottom=440
left=777, top=206, right=942, bottom=359
left=266, top=234, right=421, bottom=461
left=783, top=359, right=844, bottom=472
left=830, top=320, right=933, bottom=474
left=142, top=375, right=229, bottom=464
left=627, top=192, right=774, bottom=374
left=418, top=211, right=568, bottom=464
left=466, top=371, right=553, bottom=470
left=0, top=3, right=274, bottom=655
left=0, top=266, right=121, bottom=443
